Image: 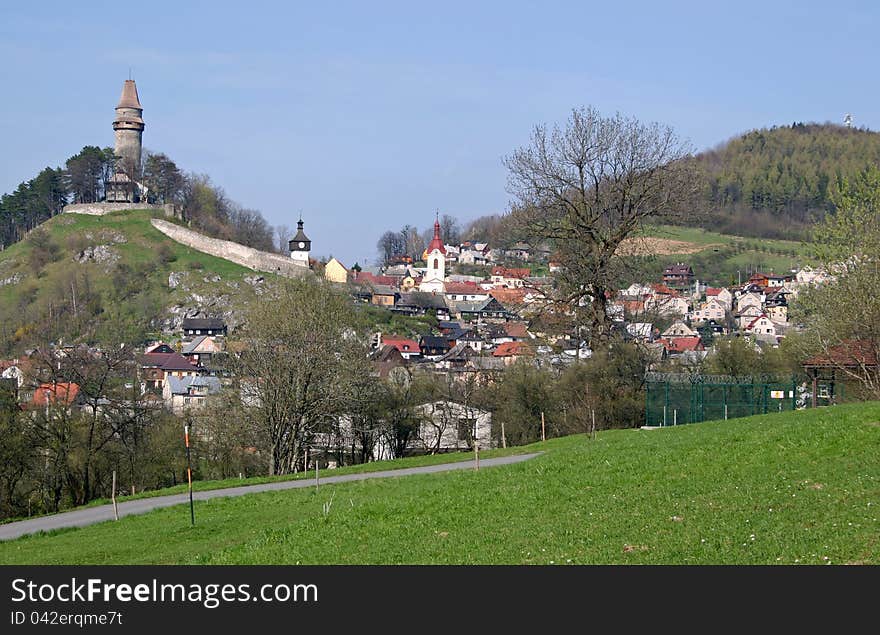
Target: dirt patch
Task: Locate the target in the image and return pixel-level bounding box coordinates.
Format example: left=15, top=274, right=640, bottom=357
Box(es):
left=623, top=544, right=649, bottom=553
left=618, top=236, right=718, bottom=256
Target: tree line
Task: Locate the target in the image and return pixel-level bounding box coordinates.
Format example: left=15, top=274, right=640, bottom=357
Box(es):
left=0, top=145, right=286, bottom=254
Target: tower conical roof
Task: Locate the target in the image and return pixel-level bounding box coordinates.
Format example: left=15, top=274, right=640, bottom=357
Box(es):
left=117, top=80, right=142, bottom=110
left=428, top=217, right=446, bottom=255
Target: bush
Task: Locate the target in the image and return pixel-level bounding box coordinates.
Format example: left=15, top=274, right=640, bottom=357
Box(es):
left=157, top=243, right=177, bottom=264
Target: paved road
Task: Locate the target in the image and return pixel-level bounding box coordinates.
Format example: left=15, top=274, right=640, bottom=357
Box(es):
left=0, top=453, right=540, bottom=541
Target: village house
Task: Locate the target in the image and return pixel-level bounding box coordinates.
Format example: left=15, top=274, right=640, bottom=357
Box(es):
left=370, top=285, right=399, bottom=307
left=393, top=293, right=450, bottom=320
left=377, top=335, right=422, bottom=360
left=503, top=242, right=532, bottom=261
left=413, top=400, right=494, bottom=454
left=662, top=263, right=694, bottom=290
left=766, top=304, right=789, bottom=325
left=736, top=304, right=765, bottom=330
left=736, top=291, right=764, bottom=313
left=181, top=318, right=227, bottom=338
left=443, top=281, right=490, bottom=303
left=29, top=382, right=81, bottom=409
left=661, top=321, right=698, bottom=339
left=706, top=287, right=733, bottom=310
left=657, top=336, right=705, bottom=358
left=691, top=298, right=727, bottom=324
left=180, top=335, right=222, bottom=366
left=492, top=341, right=533, bottom=365
left=457, top=242, right=492, bottom=266
left=368, top=345, right=407, bottom=379
left=626, top=322, right=654, bottom=340
left=646, top=291, right=689, bottom=318
left=419, top=335, right=452, bottom=359
left=163, top=375, right=221, bottom=413
left=140, top=352, right=200, bottom=391
left=744, top=314, right=777, bottom=340
left=749, top=272, right=789, bottom=289
left=323, top=257, right=349, bottom=284
left=489, top=266, right=531, bottom=288
left=452, top=297, right=510, bottom=322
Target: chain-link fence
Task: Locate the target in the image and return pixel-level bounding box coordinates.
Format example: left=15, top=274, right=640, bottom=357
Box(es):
left=645, top=373, right=809, bottom=427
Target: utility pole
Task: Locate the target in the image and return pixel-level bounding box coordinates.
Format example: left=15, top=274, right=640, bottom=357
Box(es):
left=184, top=424, right=195, bottom=526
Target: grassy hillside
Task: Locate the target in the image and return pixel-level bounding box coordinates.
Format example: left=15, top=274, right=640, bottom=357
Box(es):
left=0, top=210, right=268, bottom=352
left=631, top=225, right=813, bottom=286
left=2, top=403, right=877, bottom=565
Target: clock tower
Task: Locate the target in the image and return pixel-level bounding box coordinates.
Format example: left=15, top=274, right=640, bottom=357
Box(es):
left=288, top=218, right=311, bottom=268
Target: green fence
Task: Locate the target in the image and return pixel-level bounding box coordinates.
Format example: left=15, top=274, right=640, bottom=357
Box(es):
left=645, top=373, right=807, bottom=427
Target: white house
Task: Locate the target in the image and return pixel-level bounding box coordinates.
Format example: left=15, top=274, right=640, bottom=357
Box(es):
left=690, top=298, right=726, bottom=324
left=736, top=292, right=763, bottom=313
left=413, top=401, right=494, bottom=454
left=1, top=364, right=25, bottom=388
left=163, top=375, right=221, bottom=413
left=744, top=314, right=777, bottom=340
left=626, top=323, right=654, bottom=340
left=737, top=305, right=764, bottom=330
left=647, top=294, right=689, bottom=318
left=706, top=287, right=733, bottom=310
left=661, top=321, right=697, bottom=338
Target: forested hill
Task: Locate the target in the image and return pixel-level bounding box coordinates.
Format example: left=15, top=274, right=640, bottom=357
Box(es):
left=695, top=123, right=880, bottom=239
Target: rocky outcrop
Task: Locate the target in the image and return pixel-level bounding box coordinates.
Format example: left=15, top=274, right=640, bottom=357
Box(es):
left=0, top=272, right=23, bottom=287
left=150, top=219, right=312, bottom=278
left=74, top=245, right=120, bottom=264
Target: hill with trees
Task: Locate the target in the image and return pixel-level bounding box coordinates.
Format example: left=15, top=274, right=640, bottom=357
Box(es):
left=0, top=146, right=281, bottom=253
left=693, top=122, right=880, bottom=239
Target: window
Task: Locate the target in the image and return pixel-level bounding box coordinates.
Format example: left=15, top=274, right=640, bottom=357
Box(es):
left=457, top=418, right=476, bottom=441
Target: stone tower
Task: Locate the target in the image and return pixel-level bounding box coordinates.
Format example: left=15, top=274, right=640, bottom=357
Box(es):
left=113, top=79, right=144, bottom=174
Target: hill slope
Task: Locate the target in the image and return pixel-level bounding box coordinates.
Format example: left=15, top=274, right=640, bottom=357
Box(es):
left=0, top=210, right=270, bottom=353
left=694, top=122, right=880, bottom=239
left=2, top=403, right=877, bottom=564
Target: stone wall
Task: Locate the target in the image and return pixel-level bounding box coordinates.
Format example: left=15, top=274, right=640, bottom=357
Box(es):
left=150, top=219, right=311, bottom=278
left=63, top=202, right=179, bottom=218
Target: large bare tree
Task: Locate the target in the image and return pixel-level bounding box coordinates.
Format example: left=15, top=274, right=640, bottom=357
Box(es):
left=229, top=278, right=367, bottom=475
left=504, top=106, right=699, bottom=344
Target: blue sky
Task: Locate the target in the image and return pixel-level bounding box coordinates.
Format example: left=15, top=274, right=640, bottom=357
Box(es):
left=1, top=1, right=877, bottom=266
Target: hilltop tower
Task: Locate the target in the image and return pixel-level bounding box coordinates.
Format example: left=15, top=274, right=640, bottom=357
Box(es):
left=418, top=215, right=446, bottom=293
left=113, top=79, right=144, bottom=172
left=106, top=79, right=145, bottom=202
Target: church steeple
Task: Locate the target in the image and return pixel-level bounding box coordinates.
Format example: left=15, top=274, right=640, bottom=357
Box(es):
left=419, top=212, right=447, bottom=293
left=427, top=214, right=446, bottom=255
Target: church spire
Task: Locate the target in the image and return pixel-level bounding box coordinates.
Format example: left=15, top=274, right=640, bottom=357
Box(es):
left=428, top=214, right=445, bottom=254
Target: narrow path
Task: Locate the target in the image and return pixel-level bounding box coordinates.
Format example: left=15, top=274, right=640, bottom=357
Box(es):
left=0, top=453, right=541, bottom=541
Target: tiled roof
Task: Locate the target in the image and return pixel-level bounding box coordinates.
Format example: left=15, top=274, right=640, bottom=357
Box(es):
left=492, top=341, right=533, bottom=357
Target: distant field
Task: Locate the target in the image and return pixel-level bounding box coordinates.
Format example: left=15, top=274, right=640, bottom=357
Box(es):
left=2, top=403, right=877, bottom=565
left=626, top=225, right=814, bottom=285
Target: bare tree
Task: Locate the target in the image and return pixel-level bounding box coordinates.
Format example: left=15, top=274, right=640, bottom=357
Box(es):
left=504, top=106, right=699, bottom=345
left=276, top=224, right=292, bottom=254
left=229, top=278, right=366, bottom=475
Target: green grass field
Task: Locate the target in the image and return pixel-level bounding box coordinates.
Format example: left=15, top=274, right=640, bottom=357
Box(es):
left=2, top=403, right=878, bottom=565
